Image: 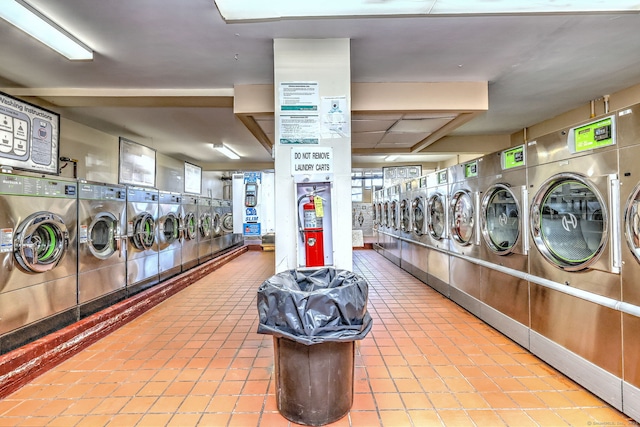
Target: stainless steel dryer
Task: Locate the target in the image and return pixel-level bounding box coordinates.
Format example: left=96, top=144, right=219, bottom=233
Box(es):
left=448, top=159, right=482, bottom=314
left=402, top=177, right=428, bottom=284
left=197, top=196, right=213, bottom=263
left=527, top=115, right=622, bottom=388
left=425, top=170, right=450, bottom=296
left=477, top=147, right=529, bottom=345
left=181, top=194, right=199, bottom=271
left=386, top=184, right=401, bottom=265
left=158, top=191, right=182, bottom=281
left=615, top=102, right=640, bottom=418
left=398, top=179, right=414, bottom=273
left=77, top=181, right=126, bottom=317
left=219, top=199, right=242, bottom=249
left=126, top=186, right=159, bottom=295
left=0, top=173, right=78, bottom=352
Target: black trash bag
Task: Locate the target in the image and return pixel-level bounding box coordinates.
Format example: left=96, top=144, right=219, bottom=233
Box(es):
left=257, top=268, right=373, bottom=345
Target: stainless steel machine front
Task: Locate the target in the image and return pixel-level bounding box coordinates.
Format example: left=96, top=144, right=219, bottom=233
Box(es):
left=197, top=196, right=213, bottom=263
left=219, top=199, right=242, bottom=250
left=126, top=186, right=159, bottom=295
left=477, top=148, right=529, bottom=338
left=158, top=191, right=182, bottom=281
left=0, top=173, right=78, bottom=352
left=448, top=159, right=482, bottom=314
left=425, top=170, right=450, bottom=296
left=77, top=182, right=126, bottom=317
left=527, top=116, right=622, bottom=383
left=211, top=198, right=223, bottom=255
left=181, top=194, right=199, bottom=271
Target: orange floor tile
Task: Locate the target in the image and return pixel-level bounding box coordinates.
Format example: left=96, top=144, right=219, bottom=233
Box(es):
left=0, top=250, right=634, bottom=426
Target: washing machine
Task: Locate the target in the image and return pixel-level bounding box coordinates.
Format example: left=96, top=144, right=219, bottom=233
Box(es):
left=77, top=181, right=127, bottom=317
left=477, top=147, right=529, bottom=345
left=220, top=199, right=242, bottom=249
left=399, top=179, right=414, bottom=273
left=126, top=186, right=159, bottom=295
left=448, top=159, right=483, bottom=314
left=615, top=102, right=640, bottom=419
left=401, top=177, right=427, bottom=283
left=197, top=196, right=213, bottom=263
left=180, top=194, right=199, bottom=271
left=0, top=173, right=78, bottom=352
left=425, top=170, right=450, bottom=296
left=158, top=191, right=182, bottom=281
left=386, top=184, right=401, bottom=265
left=211, top=198, right=223, bottom=255
left=527, top=115, right=622, bottom=393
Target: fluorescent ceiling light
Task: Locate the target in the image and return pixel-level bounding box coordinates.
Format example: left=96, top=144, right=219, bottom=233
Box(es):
left=213, top=144, right=240, bottom=160
left=214, top=0, right=640, bottom=21
left=385, top=155, right=399, bottom=162
left=0, top=0, right=93, bottom=60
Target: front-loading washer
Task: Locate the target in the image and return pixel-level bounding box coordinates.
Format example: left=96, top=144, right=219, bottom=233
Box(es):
left=126, top=186, right=159, bottom=295
left=0, top=173, right=78, bottom=352
left=77, top=181, right=127, bottom=317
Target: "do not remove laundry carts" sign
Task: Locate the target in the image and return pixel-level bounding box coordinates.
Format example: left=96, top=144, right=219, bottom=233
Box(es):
left=291, top=147, right=333, bottom=175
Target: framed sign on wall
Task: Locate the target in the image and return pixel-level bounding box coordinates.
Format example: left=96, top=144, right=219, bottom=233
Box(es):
left=118, top=137, right=156, bottom=187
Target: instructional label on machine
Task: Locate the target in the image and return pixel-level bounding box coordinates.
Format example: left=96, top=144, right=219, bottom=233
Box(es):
left=0, top=228, right=13, bottom=252
left=291, top=147, right=333, bottom=175
left=79, top=225, right=88, bottom=244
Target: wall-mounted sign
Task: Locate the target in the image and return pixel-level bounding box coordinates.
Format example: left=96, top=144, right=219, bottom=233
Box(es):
left=502, top=145, right=526, bottom=170
left=279, top=82, right=320, bottom=144
left=291, top=147, right=333, bottom=175
left=118, top=137, right=156, bottom=188
left=571, top=116, right=616, bottom=153
left=184, top=162, right=202, bottom=194
left=0, top=91, right=60, bottom=175
left=437, top=170, right=448, bottom=184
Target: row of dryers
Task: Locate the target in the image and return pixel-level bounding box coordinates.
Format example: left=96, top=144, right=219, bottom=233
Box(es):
left=373, top=102, right=640, bottom=419
left=0, top=177, right=242, bottom=353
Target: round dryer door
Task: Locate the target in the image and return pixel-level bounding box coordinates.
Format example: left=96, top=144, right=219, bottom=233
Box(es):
left=390, top=200, right=398, bottom=230
left=531, top=174, right=607, bottom=271
left=160, top=212, right=180, bottom=244
left=400, top=199, right=410, bottom=232
left=14, top=211, right=69, bottom=273
left=428, top=193, right=447, bottom=241
left=184, top=212, right=197, bottom=240
left=625, top=183, right=640, bottom=262
left=132, top=212, right=155, bottom=250
left=383, top=202, right=389, bottom=228
left=482, top=184, right=520, bottom=255
left=200, top=213, right=212, bottom=238
left=221, top=213, right=233, bottom=233
left=412, top=197, right=425, bottom=236
left=450, top=190, right=475, bottom=245
left=372, top=203, right=378, bottom=226
left=88, top=212, right=119, bottom=260
left=212, top=213, right=221, bottom=237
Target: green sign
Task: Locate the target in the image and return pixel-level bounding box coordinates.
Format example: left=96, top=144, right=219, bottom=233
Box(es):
left=437, top=170, right=447, bottom=184
left=464, top=161, right=478, bottom=178
left=574, top=117, right=614, bottom=152
left=502, top=145, right=525, bottom=170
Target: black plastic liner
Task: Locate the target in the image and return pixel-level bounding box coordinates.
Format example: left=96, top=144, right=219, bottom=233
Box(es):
left=257, top=268, right=373, bottom=345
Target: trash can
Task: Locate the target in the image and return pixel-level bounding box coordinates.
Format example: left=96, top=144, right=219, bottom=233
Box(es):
left=257, top=268, right=373, bottom=426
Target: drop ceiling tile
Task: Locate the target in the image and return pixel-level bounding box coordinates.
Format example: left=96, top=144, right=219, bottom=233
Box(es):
left=379, top=132, right=427, bottom=145
left=352, top=119, right=397, bottom=133
left=353, top=131, right=386, bottom=147
left=389, top=118, right=454, bottom=133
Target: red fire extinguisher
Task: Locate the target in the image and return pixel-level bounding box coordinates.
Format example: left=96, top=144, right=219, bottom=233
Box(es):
left=301, top=194, right=324, bottom=267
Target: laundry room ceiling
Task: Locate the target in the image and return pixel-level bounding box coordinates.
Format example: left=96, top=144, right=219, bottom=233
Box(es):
left=1, top=1, right=640, bottom=168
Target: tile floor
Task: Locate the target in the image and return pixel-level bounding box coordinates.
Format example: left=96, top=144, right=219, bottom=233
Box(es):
left=0, top=250, right=633, bottom=426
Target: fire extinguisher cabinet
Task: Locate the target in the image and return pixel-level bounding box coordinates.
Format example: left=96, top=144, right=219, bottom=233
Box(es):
left=256, top=268, right=372, bottom=426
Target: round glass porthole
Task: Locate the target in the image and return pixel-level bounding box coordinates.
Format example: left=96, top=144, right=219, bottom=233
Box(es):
left=14, top=212, right=69, bottom=273
left=625, top=183, right=640, bottom=262
left=531, top=174, right=606, bottom=271
left=482, top=184, right=520, bottom=255
left=428, top=193, right=447, bottom=241
left=184, top=212, right=197, bottom=240
left=132, top=212, right=155, bottom=250
left=412, top=197, right=425, bottom=236
left=383, top=202, right=389, bottom=228
left=400, top=199, right=411, bottom=232
left=222, top=213, right=233, bottom=233
left=200, top=213, right=212, bottom=238
left=212, top=213, right=221, bottom=237
left=88, top=212, right=118, bottom=259
left=450, top=190, right=474, bottom=245
left=390, top=200, right=398, bottom=230
left=161, top=212, right=180, bottom=244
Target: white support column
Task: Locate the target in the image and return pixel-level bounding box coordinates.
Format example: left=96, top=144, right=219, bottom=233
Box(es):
left=273, top=39, right=352, bottom=273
